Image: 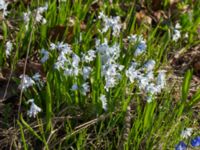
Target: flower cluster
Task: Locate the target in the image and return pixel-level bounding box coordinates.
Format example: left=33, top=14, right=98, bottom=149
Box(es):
left=37, top=13, right=167, bottom=111
left=18, top=75, right=35, bottom=91
left=81, top=49, right=96, bottom=63
left=128, top=34, right=147, bottom=56
left=27, top=99, right=42, bottom=118
left=96, top=39, right=124, bottom=91
left=98, top=11, right=121, bottom=37
left=40, top=41, right=96, bottom=96
left=172, top=23, right=181, bottom=42
left=176, top=136, right=200, bottom=150
left=51, top=42, right=80, bottom=77
left=18, top=73, right=44, bottom=91
left=23, top=3, right=48, bottom=30
left=126, top=59, right=166, bottom=103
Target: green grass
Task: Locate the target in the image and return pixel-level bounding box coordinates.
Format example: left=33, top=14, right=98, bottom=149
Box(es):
left=0, top=0, right=200, bottom=149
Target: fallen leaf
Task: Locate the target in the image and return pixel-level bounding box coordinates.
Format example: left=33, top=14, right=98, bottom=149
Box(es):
left=136, top=11, right=152, bottom=26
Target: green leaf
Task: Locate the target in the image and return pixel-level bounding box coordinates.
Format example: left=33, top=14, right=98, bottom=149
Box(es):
left=2, top=21, right=7, bottom=41
left=93, top=53, right=101, bottom=104
left=46, top=81, right=52, bottom=132
left=143, top=101, right=157, bottom=130
left=182, top=70, right=193, bottom=102
left=20, top=115, right=43, bottom=142
left=17, top=121, right=28, bottom=150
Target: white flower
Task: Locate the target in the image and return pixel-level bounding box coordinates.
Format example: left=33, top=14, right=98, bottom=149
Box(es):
left=146, top=71, right=154, bottom=81
left=41, top=49, right=49, bottom=63
left=144, top=60, right=156, bottom=71
left=42, top=18, right=47, bottom=24
left=23, top=4, right=48, bottom=26
left=23, top=10, right=31, bottom=30
left=50, top=43, right=57, bottom=50
left=96, top=39, right=123, bottom=91
left=71, top=84, right=78, bottom=91
left=128, top=34, right=147, bottom=57
left=81, top=82, right=90, bottom=95
left=184, top=33, right=189, bottom=39
left=35, top=4, right=48, bottom=23
left=64, top=67, right=78, bottom=76
left=81, top=50, right=96, bottom=63
left=172, top=23, right=181, bottom=42
left=181, top=128, right=193, bottom=139
left=32, top=73, right=44, bottom=88
left=37, top=4, right=48, bottom=14
left=172, top=29, right=181, bottom=42
left=0, top=0, right=9, bottom=18
left=57, top=42, right=70, bottom=52
left=72, top=54, right=80, bottom=68
left=54, top=51, right=68, bottom=70
left=96, top=39, right=120, bottom=64
left=23, top=10, right=31, bottom=23
left=32, top=72, right=41, bottom=81
left=126, top=63, right=139, bottom=83
left=98, top=11, right=121, bottom=37
left=82, top=66, right=92, bottom=80
left=156, top=70, right=166, bottom=89
left=18, top=75, right=35, bottom=91
left=145, top=83, right=160, bottom=94
left=27, top=99, right=42, bottom=118
left=128, top=34, right=144, bottom=43
left=134, top=40, right=147, bottom=57
left=5, top=41, right=13, bottom=57
left=100, top=94, right=107, bottom=111
left=175, top=23, right=181, bottom=29
left=50, top=42, right=72, bottom=54
left=138, top=76, right=149, bottom=90
left=59, top=53, right=80, bottom=77
left=104, top=76, right=117, bottom=91
left=102, top=63, right=123, bottom=91
left=35, top=12, right=43, bottom=23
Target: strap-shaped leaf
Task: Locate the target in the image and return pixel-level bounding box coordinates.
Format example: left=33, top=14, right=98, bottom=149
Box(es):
left=46, top=81, right=52, bottom=132
left=182, top=70, right=193, bottom=102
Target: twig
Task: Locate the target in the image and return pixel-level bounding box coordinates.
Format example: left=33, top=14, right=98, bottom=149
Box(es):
left=17, top=18, right=36, bottom=118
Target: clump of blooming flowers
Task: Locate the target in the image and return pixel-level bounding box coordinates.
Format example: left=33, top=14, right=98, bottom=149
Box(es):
left=126, top=59, right=166, bottom=103
left=98, top=11, right=122, bottom=37
left=95, top=38, right=124, bottom=91
left=125, top=34, right=166, bottom=103
left=36, top=11, right=168, bottom=113
left=18, top=73, right=44, bottom=117
left=175, top=127, right=200, bottom=149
